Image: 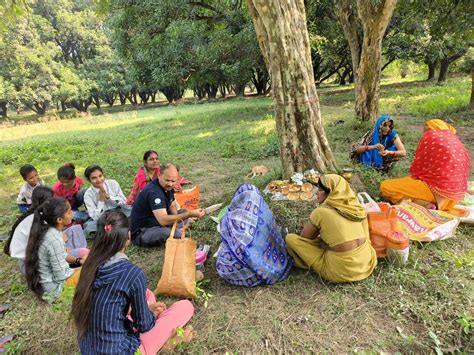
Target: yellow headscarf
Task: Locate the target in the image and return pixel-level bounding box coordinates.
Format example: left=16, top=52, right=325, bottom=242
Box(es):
left=425, top=119, right=456, bottom=134
left=319, top=174, right=366, bottom=222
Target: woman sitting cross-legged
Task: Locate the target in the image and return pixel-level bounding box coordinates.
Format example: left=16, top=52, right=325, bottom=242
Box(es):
left=380, top=119, right=471, bottom=212
left=71, top=210, right=195, bottom=354
left=83, top=165, right=131, bottom=237
left=25, top=197, right=83, bottom=302
left=351, top=114, right=406, bottom=173
left=285, top=174, right=377, bottom=283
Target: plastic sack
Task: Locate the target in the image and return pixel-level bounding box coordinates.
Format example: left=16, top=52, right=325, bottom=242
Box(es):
left=396, top=201, right=460, bottom=242
left=156, top=221, right=196, bottom=298
left=175, top=186, right=200, bottom=211
left=357, top=192, right=381, bottom=213
left=367, top=202, right=398, bottom=258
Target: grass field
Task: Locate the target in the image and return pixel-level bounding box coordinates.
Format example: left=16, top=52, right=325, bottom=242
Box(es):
left=0, top=76, right=473, bottom=353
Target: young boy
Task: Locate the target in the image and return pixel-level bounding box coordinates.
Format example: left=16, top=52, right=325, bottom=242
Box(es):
left=16, top=164, right=44, bottom=213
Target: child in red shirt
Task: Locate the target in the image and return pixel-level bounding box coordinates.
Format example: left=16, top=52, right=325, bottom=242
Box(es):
left=52, top=163, right=88, bottom=221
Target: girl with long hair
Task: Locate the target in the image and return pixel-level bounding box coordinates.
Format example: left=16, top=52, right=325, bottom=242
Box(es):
left=72, top=210, right=195, bottom=354
left=25, top=197, right=81, bottom=301
left=6, top=187, right=89, bottom=273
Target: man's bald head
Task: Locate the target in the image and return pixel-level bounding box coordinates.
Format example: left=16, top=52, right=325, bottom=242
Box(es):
left=159, top=163, right=178, bottom=191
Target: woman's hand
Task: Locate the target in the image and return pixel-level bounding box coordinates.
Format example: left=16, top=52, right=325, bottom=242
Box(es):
left=149, top=302, right=167, bottom=317
left=373, top=143, right=385, bottom=151
left=380, top=150, right=391, bottom=157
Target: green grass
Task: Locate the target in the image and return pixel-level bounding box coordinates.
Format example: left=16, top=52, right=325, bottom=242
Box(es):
left=0, top=78, right=473, bottom=353
left=320, top=75, right=472, bottom=120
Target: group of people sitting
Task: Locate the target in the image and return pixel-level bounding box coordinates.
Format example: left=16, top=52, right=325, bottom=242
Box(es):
left=2, top=117, right=470, bottom=353
left=284, top=118, right=470, bottom=283
left=5, top=152, right=202, bottom=353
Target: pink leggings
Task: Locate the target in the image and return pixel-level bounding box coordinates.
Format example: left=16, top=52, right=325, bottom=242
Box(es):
left=138, top=289, right=194, bottom=354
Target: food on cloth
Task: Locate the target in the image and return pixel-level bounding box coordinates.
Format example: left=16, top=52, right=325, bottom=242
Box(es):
left=300, top=191, right=313, bottom=201
left=289, top=185, right=301, bottom=193
left=287, top=192, right=300, bottom=201
left=306, top=174, right=319, bottom=184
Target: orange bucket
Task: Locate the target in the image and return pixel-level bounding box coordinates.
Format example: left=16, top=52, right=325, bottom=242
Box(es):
left=386, top=231, right=409, bottom=250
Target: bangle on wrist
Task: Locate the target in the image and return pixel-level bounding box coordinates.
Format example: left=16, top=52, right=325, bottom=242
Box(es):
left=75, top=257, right=82, bottom=266
left=365, top=145, right=369, bottom=152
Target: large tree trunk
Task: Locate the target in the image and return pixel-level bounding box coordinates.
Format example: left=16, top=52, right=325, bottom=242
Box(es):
left=337, top=0, right=397, bottom=121
left=247, top=0, right=337, bottom=176
left=354, top=0, right=397, bottom=121
left=336, top=0, right=361, bottom=85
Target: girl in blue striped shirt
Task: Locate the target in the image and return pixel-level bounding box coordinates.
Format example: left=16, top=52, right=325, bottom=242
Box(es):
left=71, top=210, right=195, bottom=354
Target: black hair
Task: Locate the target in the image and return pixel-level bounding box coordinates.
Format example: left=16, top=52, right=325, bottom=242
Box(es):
left=84, top=165, right=103, bottom=180
left=20, top=164, right=37, bottom=179
left=4, top=186, right=54, bottom=256
left=71, top=211, right=130, bottom=337
left=143, top=150, right=159, bottom=162
left=25, top=197, right=70, bottom=299
left=317, top=178, right=331, bottom=195
left=57, top=162, right=76, bottom=180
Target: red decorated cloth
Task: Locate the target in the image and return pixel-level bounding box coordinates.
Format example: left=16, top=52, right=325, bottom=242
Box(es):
left=126, top=166, right=191, bottom=205
left=409, top=129, right=470, bottom=201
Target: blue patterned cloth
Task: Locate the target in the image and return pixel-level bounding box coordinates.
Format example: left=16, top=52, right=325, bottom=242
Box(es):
left=216, top=184, right=292, bottom=287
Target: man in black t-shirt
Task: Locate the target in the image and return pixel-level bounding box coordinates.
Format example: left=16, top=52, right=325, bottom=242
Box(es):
left=130, top=163, right=205, bottom=247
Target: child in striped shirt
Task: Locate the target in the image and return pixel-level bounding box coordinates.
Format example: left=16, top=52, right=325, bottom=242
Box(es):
left=71, top=210, right=195, bottom=354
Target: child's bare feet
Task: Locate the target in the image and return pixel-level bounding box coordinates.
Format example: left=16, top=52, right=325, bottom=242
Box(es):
left=163, top=325, right=196, bottom=350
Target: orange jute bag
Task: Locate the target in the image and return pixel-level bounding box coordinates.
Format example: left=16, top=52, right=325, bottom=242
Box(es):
left=156, top=220, right=197, bottom=299
left=367, top=202, right=398, bottom=258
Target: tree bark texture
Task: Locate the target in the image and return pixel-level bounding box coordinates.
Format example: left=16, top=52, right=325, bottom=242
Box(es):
left=426, top=59, right=437, bottom=81
left=471, top=61, right=474, bottom=108
left=247, top=0, right=337, bottom=176
left=336, top=0, right=360, bottom=85
left=354, top=0, right=397, bottom=121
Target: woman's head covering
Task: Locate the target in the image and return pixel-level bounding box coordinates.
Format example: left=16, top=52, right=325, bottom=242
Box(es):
left=360, top=114, right=398, bottom=168
left=319, top=174, right=366, bottom=222
left=425, top=119, right=456, bottom=134
left=410, top=124, right=470, bottom=201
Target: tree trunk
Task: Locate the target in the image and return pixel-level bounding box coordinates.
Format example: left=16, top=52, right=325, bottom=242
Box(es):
left=92, top=95, right=101, bottom=109
left=426, top=59, right=436, bottom=81
left=470, top=61, right=474, bottom=108
left=247, top=0, right=337, bottom=176
left=233, top=83, right=246, bottom=97
left=0, top=102, right=7, bottom=118
left=61, top=100, right=67, bottom=112
left=70, top=98, right=92, bottom=112
left=219, top=84, right=226, bottom=98
left=336, top=0, right=361, bottom=85
left=354, top=0, right=397, bottom=121
left=33, top=102, right=47, bottom=115
left=119, top=93, right=127, bottom=105
left=337, top=0, right=397, bottom=121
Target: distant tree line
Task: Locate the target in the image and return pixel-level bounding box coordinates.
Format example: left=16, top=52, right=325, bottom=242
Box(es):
left=0, top=0, right=471, bottom=118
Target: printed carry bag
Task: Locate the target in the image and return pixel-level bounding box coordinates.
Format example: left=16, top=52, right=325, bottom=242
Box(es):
left=216, top=184, right=292, bottom=287
left=175, top=186, right=200, bottom=211
left=156, top=221, right=196, bottom=298
left=396, top=202, right=460, bottom=242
